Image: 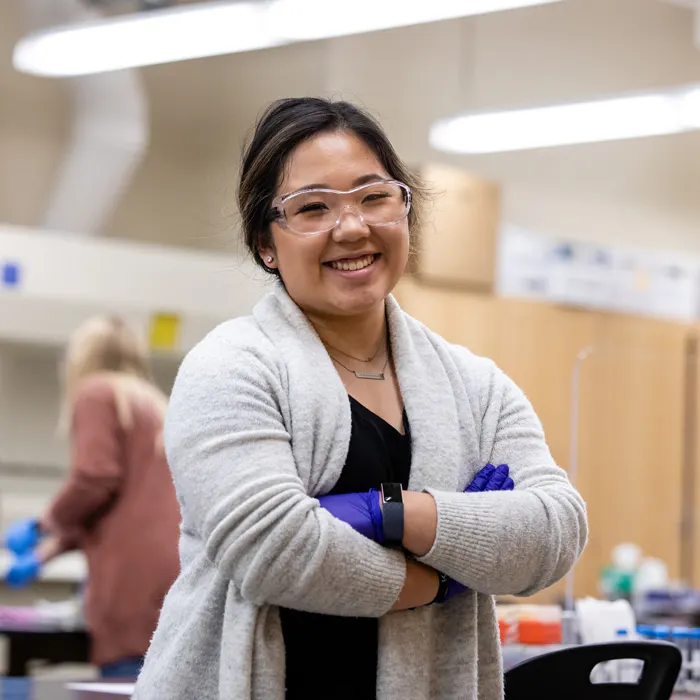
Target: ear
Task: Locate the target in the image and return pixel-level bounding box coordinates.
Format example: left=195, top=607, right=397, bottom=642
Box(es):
left=258, top=246, right=278, bottom=270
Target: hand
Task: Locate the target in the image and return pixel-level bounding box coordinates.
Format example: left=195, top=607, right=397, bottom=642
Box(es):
left=318, top=465, right=515, bottom=544
left=6, top=552, right=41, bottom=588
left=431, top=464, right=515, bottom=605
left=317, top=489, right=384, bottom=543
left=466, top=463, right=514, bottom=493
left=4, top=518, right=42, bottom=556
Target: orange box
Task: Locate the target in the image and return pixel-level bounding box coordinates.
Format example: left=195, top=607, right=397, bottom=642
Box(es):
left=518, top=619, right=562, bottom=645
left=498, top=604, right=563, bottom=645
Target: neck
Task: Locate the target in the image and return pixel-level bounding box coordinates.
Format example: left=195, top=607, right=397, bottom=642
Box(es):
left=308, top=302, right=387, bottom=361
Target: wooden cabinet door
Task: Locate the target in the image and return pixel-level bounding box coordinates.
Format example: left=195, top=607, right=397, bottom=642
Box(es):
left=574, top=313, right=689, bottom=597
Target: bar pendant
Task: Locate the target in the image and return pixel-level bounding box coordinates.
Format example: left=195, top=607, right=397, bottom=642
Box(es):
left=354, top=371, right=385, bottom=380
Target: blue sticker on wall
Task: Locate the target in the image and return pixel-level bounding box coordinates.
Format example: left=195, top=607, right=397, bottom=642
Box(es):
left=1, top=262, right=21, bottom=288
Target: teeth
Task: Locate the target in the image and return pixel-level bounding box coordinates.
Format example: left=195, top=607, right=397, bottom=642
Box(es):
left=329, top=254, right=375, bottom=271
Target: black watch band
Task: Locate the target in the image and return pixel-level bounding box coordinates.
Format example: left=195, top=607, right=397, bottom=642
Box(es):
left=431, top=572, right=450, bottom=605
left=380, top=482, right=404, bottom=546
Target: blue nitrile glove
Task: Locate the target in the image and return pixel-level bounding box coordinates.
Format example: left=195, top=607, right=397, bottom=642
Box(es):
left=317, top=489, right=384, bottom=543
left=466, top=463, right=514, bottom=493
left=5, top=552, right=41, bottom=588
left=433, top=464, right=514, bottom=605
left=4, top=518, right=41, bottom=556
left=317, top=465, right=515, bottom=545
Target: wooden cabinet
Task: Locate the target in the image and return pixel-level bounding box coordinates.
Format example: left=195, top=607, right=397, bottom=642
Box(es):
left=575, top=313, right=689, bottom=598
left=410, top=164, right=500, bottom=292
left=395, top=278, right=692, bottom=601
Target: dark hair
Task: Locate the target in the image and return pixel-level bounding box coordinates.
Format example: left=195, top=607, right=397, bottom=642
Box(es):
left=238, top=97, right=425, bottom=275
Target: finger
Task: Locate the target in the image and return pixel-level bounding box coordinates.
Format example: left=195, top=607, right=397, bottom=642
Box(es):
left=485, top=466, right=508, bottom=491
left=368, top=489, right=384, bottom=543
left=465, top=466, right=493, bottom=492
left=465, top=464, right=495, bottom=492
left=503, top=477, right=515, bottom=491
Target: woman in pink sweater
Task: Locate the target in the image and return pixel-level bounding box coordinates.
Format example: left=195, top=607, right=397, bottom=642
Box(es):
left=3, top=315, right=181, bottom=678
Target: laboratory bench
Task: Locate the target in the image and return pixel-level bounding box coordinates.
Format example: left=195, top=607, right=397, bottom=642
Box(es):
left=0, top=621, right=89, bottom=677
left=0, top=677, right=134, bottom=699
left=0, top=678, right=697, bottom=700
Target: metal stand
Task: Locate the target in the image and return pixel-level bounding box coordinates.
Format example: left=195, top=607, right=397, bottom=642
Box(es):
left=563, top=345, right=595, bottom=622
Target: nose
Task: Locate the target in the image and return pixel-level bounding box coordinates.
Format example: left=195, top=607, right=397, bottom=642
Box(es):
left=331, top=207, right=370, bottom=243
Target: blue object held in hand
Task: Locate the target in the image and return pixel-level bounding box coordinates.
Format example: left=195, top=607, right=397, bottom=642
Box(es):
left=317, top=489, right=384, bottom=543
left=6, top=552, right=41, bottom=588
left=4, top=518, right=41, bottom=556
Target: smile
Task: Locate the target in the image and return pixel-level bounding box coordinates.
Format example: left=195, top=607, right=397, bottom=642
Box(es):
left=326, top=254, right=378, bottom=272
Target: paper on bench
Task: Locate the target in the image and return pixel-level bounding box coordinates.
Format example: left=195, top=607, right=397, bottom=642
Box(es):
left=65, top=682, right=135, bottom=695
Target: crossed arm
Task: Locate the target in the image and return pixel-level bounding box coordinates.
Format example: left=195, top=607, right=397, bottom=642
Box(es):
left=166, top=340, right=586, bottom=616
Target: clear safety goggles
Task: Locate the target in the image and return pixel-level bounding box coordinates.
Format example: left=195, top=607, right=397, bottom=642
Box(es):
left=270, top=179, right=411, bottom=236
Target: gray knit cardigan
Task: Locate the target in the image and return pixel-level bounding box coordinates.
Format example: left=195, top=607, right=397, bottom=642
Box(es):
left=132, top=282, right=587, bottom=700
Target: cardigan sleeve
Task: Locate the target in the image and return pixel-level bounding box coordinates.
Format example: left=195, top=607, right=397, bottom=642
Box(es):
left=164, top=334, right=406, bottom=617
left=418, top=355, right=588, bottom=597
left=44, top=378, right=124, bottom=542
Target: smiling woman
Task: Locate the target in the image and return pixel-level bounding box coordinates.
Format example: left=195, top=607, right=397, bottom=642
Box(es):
left=132, top=98, right=587, bottom=700
left=238, top=101, right=424, bottom=324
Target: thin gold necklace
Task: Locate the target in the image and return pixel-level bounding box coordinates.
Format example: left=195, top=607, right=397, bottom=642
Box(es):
left=330, top=351, right=389, bottom=381
left=323, top=332, right=386, bottom=363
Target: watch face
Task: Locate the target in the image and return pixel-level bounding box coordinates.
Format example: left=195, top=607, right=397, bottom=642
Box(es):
left=382, top=483, right=403, bottom=504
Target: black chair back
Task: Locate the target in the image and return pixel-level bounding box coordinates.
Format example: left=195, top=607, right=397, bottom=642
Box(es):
left=504, top=641, right=682, bottom=700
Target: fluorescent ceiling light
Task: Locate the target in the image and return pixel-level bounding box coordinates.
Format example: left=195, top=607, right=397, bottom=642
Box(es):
left=13, top=2, right=279, bottom=77
left=430, top=86, right=700, bottom=154
left=270, top=0, right=563, bottom=41
left=13, top=0, right=564, bottom=78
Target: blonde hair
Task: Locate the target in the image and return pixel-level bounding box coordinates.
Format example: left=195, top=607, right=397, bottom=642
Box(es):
left=59, top=315, right=168, bottom=434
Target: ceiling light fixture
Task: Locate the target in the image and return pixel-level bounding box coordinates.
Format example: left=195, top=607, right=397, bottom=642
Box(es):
left=270, top=0, right=564, bottom=41
left=429, top=85, right=700, bottom=154
left=13, top=0, right=564, bottom=78
left=13, top=2, right=278, bottom=77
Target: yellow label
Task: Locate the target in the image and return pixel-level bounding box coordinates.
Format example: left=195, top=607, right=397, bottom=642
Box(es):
left=149, top=312, right=181, bottom=351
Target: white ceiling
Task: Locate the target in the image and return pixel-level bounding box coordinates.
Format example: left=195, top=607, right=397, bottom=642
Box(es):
left=1, top=0, right=700, bottom=250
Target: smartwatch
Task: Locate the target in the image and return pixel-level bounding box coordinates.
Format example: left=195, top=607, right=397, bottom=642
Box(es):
left=431, top=572, right=450, bottom=605
left=380, top=482, right=404, bottom=546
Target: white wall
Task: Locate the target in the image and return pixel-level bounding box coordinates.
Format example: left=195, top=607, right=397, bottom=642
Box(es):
left=501, top=181, right=700, bottom=253
left=0, top=345, right=67, bottom=469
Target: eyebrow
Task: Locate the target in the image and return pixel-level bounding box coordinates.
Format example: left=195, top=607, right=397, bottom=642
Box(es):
left=286, top=173, right=388, bottom=196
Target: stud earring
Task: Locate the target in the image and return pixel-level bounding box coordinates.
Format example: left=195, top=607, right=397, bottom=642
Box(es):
left=266, top=256, right=274, bottom=264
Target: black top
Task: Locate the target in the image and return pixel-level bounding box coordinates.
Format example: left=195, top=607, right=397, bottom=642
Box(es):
left=280, top=396, right=412, bottom=700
